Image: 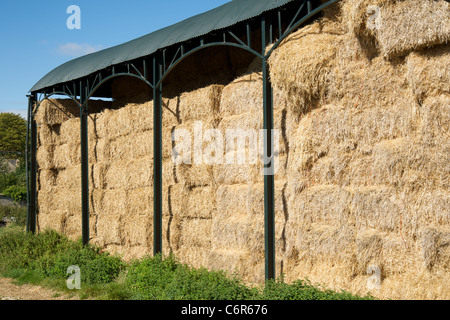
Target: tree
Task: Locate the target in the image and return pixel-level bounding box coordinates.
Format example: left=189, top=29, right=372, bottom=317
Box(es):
left=0, top=113, right=27, bottom=155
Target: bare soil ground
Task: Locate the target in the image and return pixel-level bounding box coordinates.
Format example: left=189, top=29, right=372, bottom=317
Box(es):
left=0, top=278, right=79, bottom=300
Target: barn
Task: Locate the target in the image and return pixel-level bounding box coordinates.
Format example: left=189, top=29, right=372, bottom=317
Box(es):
left=27, top=0, right=449, bottom=299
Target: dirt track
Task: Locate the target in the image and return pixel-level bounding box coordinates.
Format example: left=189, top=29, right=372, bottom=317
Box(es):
left=0, top=278, right=79, bottom=300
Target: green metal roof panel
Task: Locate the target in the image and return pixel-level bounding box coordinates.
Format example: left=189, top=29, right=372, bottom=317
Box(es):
left=30, top=0, right=295, bottom=93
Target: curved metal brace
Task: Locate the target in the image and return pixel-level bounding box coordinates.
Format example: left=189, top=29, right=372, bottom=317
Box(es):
left=265, top=0, right=340, bottom=59
left=84, top=72, right=154, bottom=109
left=33, top=91, right=82, bottom=117
left=156, top=42, right=263, bottom=88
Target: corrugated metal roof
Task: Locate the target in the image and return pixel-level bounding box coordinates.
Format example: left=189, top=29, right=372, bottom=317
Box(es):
left=30, top=0, right=295, bottom=93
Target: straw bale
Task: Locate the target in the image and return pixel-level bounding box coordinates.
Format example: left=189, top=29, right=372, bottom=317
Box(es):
left=268, top=22, right=344, bottom=115
left=213, top=182, right=286, bottom=253
left=54, top=165, right=81, bottom=190
left=377, top=0, right=450, bottom=59
left=37, top=211, right=66, bottom=234
left=121, top=215, right=152, bottom=247
left=174, top=245, right=211, bottom=270
left=63, top=213, right=83, bottom=240
left=168, top=186, right=215, bottom=219
left=164, top=184, right=185, bottom=218
left=52, top=142, right=80, bottom=169
left=171, top=217, right=212, bottom=267
left=372, top=137, right=449, bottom=191
left=100, top=131, right=153, bottom=162
left=287, top=101, right=418, bottom=189
left=419, top=94, right=450, bottom=146
left=38, top=169, right=57, bottom=191
left=102, top=157, right=153, bottom=190
left=96, top=213, right=123, bottom=245
left=35, top=99, right=79, bottom=125
left=36, top=144, right=55, bottom=169
left=95, top=106, right=134, bottom=140
left=208, top=249, right=265, bottom=284
left=178, top=85, right=223, bottom=122
left=38, top=189, right=81, bottom=214
left=93, top=188, right=128, bottom=216
left=161, top=45, right=251, bottom=96
left=340, top=0, right=450, bottom=59
left=219, top=71, right=287, bottom=118
left=175, top=163, right=214, bottom=188
left=406, top=46, right=450, bottom=103
left=39, top=124, right=62, bottom=146
left=218, top=108, right=285, bottom=135
left=329, top=47, right=416, bottom=110
left=212, top=159, right=262, bottom=186
left=35, top=99, right=112, bottom=126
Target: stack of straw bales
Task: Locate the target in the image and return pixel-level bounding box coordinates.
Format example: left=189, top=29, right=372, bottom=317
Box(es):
left=268, top=0, right=449, bottom=299
left=36, top=99, right=112, bottom=240
left=36, top=0, right=449, bottom=299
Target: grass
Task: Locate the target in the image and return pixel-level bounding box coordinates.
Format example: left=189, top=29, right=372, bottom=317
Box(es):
left=0, top=225, right=373, bottom=300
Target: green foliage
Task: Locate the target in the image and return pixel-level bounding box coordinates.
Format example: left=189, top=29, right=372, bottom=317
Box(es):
left=0, top=157, right=26, bottom=194
left=261, top=276, right=372, bottom=300
left=0, top=203, right=27, bottom=226
left=0, top=229, right=125, bottom=289
left=0, top=228, right=373, bottom=300
left=3, top=185, right=27, bottom=202
left=0, top=113, right=27, bottom=154
left=126, top=254, right=258, bottom=300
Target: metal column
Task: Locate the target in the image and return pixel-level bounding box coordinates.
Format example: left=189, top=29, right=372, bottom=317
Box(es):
left=80, top=82, right=90, bottom=245
left=26, top=94, right=37, bottom=234
left=153, top=56, right=163, bottom=255
left=262, top=16, right=276, bottom=281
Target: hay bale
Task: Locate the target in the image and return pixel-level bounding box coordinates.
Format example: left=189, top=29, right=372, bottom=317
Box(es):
left=287, top=102, right=418, bottom=188
left=94, top=189, right=128, bottom=216
left=35, top=99, right=79, bottom=125
left=171, top=217, right=212, bottom=269
left=126, top=187, right=153, bottom=216
left=170, top=186, right=215, bottom=219
left=102, top=157, right=153, bottom=190
left=372, top=137, right=448, bottom=191
left=38, top=189, right=81, bottom=214
left=35, top=99, right=112, bottom=126
left=37, top=211, right=66, bottom=234
left=121, top=215, right=152, bottom=247
left=329, top=46, right=416, bottom=110
left=176, top=163, right=214, bottom=188
left=377, top=0, right=450, bottom=59
left=219, top=71, right=287, bottom=118
left=406, top=46, right=450, bottom=103
left=419, top=95, right=450, bottom=146
left=96, top=213, right=123, bottom=245
left=213, top=182, right=286, bottom=254
left=340, top=0, right=450, bottom=59
left=36, top=144, right=55, bottom=169
left=268, top=21, right=344, bottom=114
left=38, top=169, right=57, bottom=191
left=39, top=124, right=62, bottom=146
left=179, top=85, right=223, bottom=122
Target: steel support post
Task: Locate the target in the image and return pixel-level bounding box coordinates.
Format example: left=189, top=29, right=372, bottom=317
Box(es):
left=153, top=56, right=163, bottom=255
left=262, top=16, right=276, bottom=281
left=27, top=94, right=37, bottom=234
left=80, top=83, right=90, bottom=245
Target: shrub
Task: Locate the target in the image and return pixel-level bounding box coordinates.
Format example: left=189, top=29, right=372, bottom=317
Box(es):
left=0, top=229, right=125, bottom=287
left=0, top=203, right=27, bottom=226
left=3, top=185, right=27, bottom=202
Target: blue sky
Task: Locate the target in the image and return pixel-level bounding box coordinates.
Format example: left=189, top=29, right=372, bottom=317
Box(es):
left=0, top=0, right=230, bottom=119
